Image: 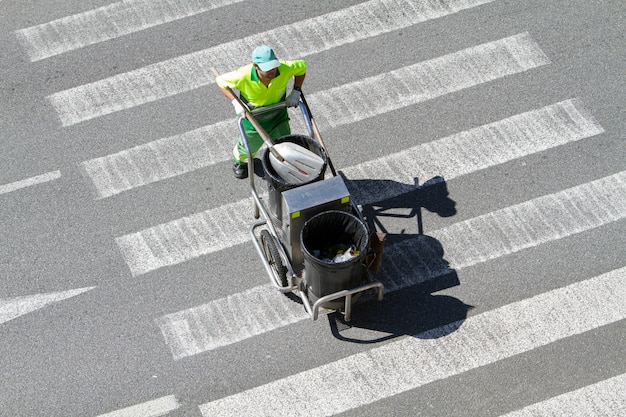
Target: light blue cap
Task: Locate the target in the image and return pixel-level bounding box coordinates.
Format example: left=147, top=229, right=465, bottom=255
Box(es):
left=252, top=45, right=280, bottom=71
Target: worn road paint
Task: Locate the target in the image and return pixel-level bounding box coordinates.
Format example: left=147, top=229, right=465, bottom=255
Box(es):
left=500, top=373, right=626, bottom=417
left=157, top=172, right=625, bottom=359
left=0, top=171, right=61, bottom=195
left=0, top=287, right=96, bottom=325
left=95, top=395, right=180, bottom=417
left=116, top=99, right=604, bottom=277
left=82, top=33, right=551, bottom=198
left=15, top=0, right=246, bottom=61
left=47, top=0, right=500, bottom=126
left=197, top=267, right=626, bottom=416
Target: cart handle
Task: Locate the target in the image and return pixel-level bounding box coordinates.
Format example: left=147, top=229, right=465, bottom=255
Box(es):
left=244, top=102, right=289, bottom=116
left=299, top=91, right=338, bottom=177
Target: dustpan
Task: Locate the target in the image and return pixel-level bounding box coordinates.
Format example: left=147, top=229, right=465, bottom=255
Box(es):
left=234, top=92, right=324, bottom=184
left=269, top=142, right=325, bottom=183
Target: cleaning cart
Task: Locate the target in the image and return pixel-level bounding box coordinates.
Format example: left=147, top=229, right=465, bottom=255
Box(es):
left=242, top=93, right=384, bottom=321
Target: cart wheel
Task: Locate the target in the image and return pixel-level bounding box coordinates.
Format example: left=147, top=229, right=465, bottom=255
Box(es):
left=260, top=230, right=288, bottom=287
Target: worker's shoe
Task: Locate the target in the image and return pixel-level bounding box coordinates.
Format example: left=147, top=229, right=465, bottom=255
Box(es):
left=232, top=162, right=248, bottom=179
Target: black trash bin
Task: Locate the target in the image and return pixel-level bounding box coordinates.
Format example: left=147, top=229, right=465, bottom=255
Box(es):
left=261, top=134, right=327, bottom=227
left=301, top=210, right=369, bottom=308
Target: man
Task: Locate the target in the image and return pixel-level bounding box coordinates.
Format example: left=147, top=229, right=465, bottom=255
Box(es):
left=216, top=45, right=307, bottom=179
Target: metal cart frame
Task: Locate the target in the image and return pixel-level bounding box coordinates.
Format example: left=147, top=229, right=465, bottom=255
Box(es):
left=239, top=99, right=383, bottom=321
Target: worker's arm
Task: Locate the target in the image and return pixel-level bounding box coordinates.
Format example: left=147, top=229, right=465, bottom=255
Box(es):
left=293, top=74, right=306, bottom=89
left=215, top=71, right=246, bottom=115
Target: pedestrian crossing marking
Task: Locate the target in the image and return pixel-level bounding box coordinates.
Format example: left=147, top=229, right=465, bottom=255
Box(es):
left=46, top=0, right=500, bottom=126
left=157, top=171, right=625, bottom=359
left=0, top=287, right=96, bottom=325
left=15, top=0, right=248, bottom=61
left=95, top=394, right=181, bottom=417
left=117, top=99, right=605, bottom=277
left=500, top=373, right=626, bottom=417
left=0, top=171, right=61, bottom=195
left=81, top=33, right=551, bottom=199
left=197, top=267, right=626, bottom=416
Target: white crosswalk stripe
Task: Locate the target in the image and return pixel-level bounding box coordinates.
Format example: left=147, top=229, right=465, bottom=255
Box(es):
left=432, top=171, right=626, bottom=269
left=95, top=395, right=181, bottom=417
left=116, top=197, right=253, bottom=276
left=15, top=0, right=247, bottom=61
left=157, top=171, right=625, bottom=359
left=116, top=98, right=604, bottom=277
left=500, top=373, right=626, bottom=417
left=310, top=32, right=549, bottom=129
left=0, top=287, right=96, bottom=325
left=46, top=0, right=499, bottom=126
left=197, top=267, right=626, bottom=416
left=342, top=98, right=603, bottom=203
left=157, top=285, right=306, bottom=359
left=81, top=120, right=233, bottom=199
left=0, top=170, right=61, bottom=195
left=81, top=32, right=550, bottom=199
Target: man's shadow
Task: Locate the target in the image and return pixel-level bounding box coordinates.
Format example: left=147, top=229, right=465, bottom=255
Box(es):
left=328, top=174, right=473, bottom=343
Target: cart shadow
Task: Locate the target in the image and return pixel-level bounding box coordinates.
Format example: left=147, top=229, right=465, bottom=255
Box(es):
left=328, top=291, right=472, bottom=344
left=347, top=174, right=457, bottom=234
left=328, top=175, right=472, bottom=343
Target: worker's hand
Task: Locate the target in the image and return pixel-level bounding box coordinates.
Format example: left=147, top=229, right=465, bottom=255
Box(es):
left=231, top=98, right=246, bottom=116
left=285, top=89, right=301, bottom=107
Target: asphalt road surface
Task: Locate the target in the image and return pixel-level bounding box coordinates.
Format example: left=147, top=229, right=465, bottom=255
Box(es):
left=1, top=0, right=625, bottom=416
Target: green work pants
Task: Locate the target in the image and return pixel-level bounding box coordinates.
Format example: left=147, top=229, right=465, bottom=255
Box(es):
left=233, top=108, right=291, bottom=164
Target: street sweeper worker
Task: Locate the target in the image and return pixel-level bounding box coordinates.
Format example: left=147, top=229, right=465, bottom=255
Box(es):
left=215, top=45, right=307, bottom=179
